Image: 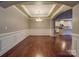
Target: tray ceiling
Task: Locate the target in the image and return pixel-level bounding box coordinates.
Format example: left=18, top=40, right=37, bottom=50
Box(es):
left=21, top=4, right=56, bottom=17
left=15, top=2, right=71, bottom=18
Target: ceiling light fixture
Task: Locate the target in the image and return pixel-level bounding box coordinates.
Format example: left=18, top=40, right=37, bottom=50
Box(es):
left=35, top=10, right=43, bottom=22
left=35, top=17, right=43, bottom=22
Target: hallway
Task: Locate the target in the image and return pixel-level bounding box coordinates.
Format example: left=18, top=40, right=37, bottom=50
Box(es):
left=2, top=36, right=72, bottom=57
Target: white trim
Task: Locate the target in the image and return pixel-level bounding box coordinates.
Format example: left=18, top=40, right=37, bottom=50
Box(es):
left=72, top=33, right=79, bottom=40
left=71, top=33, right=79, bottom=56
left=0, top=30, right=29, bottom=56
left=50, top=5, right=65, bottom=19
left=0, top=29, right=54, bottom=39
left=72, top=33, right=79, bottom=37
left=59, top=19, right=72, bottom=21
left=48, top=4, right=56, bottom=16
left=0, top=30, right=29, bottom=39
left=21, top=5, right=33, bottom=17
left=12, top=6, right=29, bottom=19
left=30, top=29, right=54, bottom=36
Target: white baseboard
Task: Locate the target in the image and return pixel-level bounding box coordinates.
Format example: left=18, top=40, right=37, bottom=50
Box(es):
left=0, top=30, right=29, bottom=56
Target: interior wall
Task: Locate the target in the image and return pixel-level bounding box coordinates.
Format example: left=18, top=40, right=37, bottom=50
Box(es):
left=0, top=6, right=29, bottom=34
left=0, top=5, right=54, bottom=56
left=72, top=4, right=79, bottom=34
left=0, top=6, right=30, bottom=56
left=29, top=18, right=53, bottom=36
left=72, top=4, right=79, bottom=56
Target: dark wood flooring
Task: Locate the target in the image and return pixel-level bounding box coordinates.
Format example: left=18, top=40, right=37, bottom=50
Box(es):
left=2, top=35, right=74, bottom=57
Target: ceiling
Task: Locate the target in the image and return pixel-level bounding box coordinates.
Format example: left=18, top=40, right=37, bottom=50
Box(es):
left=15, top=1, right=72, bottom=18
left=20, top=3, right=56, bottom=17
left=0, top=1, right=79, bottom=8
left=0, top=1, right=78, bottom=19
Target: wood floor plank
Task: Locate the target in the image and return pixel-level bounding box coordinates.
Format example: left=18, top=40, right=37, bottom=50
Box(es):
left=2, top=35, right=74, bottom=57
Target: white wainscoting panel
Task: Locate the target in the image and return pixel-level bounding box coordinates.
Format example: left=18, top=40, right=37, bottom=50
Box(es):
left=71, top=33, right=79, bottom=56
left=0, top=30, right=29, bottom=56
left=30, top=29, right=54, bottom=36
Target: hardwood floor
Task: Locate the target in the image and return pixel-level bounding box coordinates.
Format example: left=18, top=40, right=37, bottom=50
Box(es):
left=2, top=35, right=74, bottom=57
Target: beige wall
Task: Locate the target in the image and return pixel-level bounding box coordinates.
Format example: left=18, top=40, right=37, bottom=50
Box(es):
left=0, top=6, right=29, bottom=34
left=29, top=19, right=52, bottom=29
left=0, top=6, right=30, bottom=56
left=29, top=18, right=53, bottom=36
left=0, top=5, right=54, bottom=35
left=72, top=4, right=79, bottom=34
left=71, top=4, right=79, bottom=56
left=0, top=5, right=54, bottom=56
